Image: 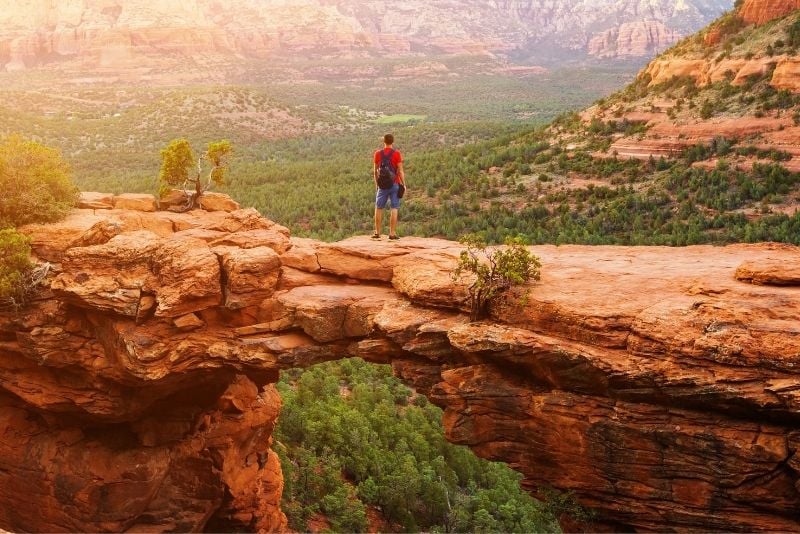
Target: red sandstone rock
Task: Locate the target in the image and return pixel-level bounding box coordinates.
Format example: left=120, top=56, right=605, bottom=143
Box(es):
left=273, top=284, right=401, bottom=342
left=51, top=231, right=162, bottom=316
left=735, top=252, right=800, bottom=285
left=5, top=203, right=800, bottom=532
left=158, top=188, right=190, bottom=211
left=78, top=191, right=114, bottom=210
left=773, top=58, right=800, bottom=92
left=112, top=193, right=157, bottom=212
left=174, top=312, right=205, bottom=331
left=392, top=249, right=470, bottom=310
left=150, top=237, right=222, bottom=317
left=315, top=235, right=453, bottom=281
left=278, top=267, right=342, bottom=291
left=740, top=0, right=800, bottom=25
left=213, top=245, right=281, bottom=309
left=281, top=237, right=322, bottom=272
left=432, top=364, right=800, bottom=532
left=209, top=228, right=292, bottom=255
left=20, top=210, right=116, bottom=262
left=199, top=192, right=241, bottom=212
left=704, top=26, right=722, bottom=46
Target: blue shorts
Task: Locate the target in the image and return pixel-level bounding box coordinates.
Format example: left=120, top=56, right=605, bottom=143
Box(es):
left=376, top=182, right=401, bottom=209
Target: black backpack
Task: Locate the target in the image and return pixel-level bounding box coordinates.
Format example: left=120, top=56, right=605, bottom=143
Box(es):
left=377, top=149, right=397, bottom=190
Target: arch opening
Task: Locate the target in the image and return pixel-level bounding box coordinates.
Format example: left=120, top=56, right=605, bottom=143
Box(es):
left=272, top=357, right=565, bottom=534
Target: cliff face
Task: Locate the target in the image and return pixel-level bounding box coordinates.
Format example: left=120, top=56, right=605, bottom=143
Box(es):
left=0, top=0, right=731, bottom=71
left=740, top=0, right=800, bottom=25
left=1, top=193, right=798, bottom=532
left=587, top=21, right=681, bottom=59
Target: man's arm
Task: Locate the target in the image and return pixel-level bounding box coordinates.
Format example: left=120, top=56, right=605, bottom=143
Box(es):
left=397, top=162, right=406, bottom=187
left=373, top=162, right=378, bottom=189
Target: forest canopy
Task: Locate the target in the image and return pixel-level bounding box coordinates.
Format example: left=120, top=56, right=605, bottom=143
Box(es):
left=275, top=359, right=563, bottom=534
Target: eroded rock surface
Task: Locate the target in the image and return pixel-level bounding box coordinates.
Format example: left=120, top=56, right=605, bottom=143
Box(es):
left=3, top=198, right=799, bottom=532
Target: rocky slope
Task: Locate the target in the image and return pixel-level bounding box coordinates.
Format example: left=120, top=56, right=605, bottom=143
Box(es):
left=1, top=192, right=798, bottom=532
left=0, top=0, right=731, bottom=72
left=574, top=1, right=800, bottom=166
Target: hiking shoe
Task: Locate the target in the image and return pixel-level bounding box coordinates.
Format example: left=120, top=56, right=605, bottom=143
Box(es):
left=389, top=235, right=400, bottom=241
left=371, top=233, right=381, bottom=239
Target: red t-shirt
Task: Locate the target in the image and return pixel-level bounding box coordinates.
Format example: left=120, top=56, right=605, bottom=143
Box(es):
left=374, top=148, right=403, bottom=184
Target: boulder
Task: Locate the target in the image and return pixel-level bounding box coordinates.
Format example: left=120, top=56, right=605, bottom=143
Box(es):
left=273, top=284, right=400, bottom=342
left=51, top=231, right=162, bottom=316
left=735, top=256, right=800, bottom=285
left=173, top=313, right=205, bottom=331
left=158, top=188, right=190, bottom=211
left=392, top=250, right=469, bottom=310
left=199, top=192, right=240, bottom=212
left=112, top=193, right=157, bottom=212
left=78, top=192, right=114, bottom=210
left=278, top=267, right=343, bottom=291
left=210, top=229, right=292, bottom=255
left=280, top=238, right=322, bottom=273
left=20, top=210, right=114, bottom=262
left=315, top=235, right=453, bottom=281
left=213, top=246, right=282, bottom=309
left=772, top=58, right=800, bottom=93
left=150, top=237, right=222, bottom=317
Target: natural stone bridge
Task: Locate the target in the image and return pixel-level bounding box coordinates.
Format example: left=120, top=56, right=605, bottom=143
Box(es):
left=1, top=194, right=799, bottom=532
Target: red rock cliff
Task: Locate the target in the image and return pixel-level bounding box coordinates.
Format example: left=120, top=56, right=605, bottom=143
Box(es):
left=740, top=0, right=800, bottom=25
left=1, top=193, right=799, bottom=532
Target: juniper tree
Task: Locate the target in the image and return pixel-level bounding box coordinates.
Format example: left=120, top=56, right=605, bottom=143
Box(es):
left=158, top=138, right=232, bottom=209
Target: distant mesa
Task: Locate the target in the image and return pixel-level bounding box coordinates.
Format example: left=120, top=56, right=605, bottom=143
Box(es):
left=0, top=0, right=732, bottom=73
left=587, top=21, right=682, bottom=59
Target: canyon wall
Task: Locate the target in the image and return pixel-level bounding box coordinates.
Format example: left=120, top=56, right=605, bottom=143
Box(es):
left=740, top=0, right=800, bottom=25
left=1, top=193, right=798, bottom=532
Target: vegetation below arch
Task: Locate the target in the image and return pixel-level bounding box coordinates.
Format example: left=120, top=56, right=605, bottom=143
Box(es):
left=275, top=359, right=569, bottom=533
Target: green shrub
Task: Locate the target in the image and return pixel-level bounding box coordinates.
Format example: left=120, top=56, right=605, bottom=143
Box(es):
left=0, top=229, right=32, bottom=306
left=0, top=135, right=78, bottom=228
left=789, top=18, right=800, bottom=47
left=453, top=234, right=542, bottom=321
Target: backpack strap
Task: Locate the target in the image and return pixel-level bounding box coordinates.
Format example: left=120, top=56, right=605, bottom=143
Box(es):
left=380, top=149, right=396, bottom=169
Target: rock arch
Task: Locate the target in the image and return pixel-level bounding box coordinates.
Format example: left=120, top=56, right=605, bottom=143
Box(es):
left=1, top=197, right=799, bottom=532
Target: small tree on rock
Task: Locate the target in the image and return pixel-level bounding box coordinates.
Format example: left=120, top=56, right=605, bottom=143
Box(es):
left=158, top=138, right=232, bottom=210
left=452, top=234, right=542, bottom=321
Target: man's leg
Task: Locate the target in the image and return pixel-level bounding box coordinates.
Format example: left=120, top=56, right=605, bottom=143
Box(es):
left=389, top=208, right=398, bottom=237
left=374, top=207, right=383, bottom=235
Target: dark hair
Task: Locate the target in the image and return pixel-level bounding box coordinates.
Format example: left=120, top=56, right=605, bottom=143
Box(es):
left=383, top=133, right=394, bottom=145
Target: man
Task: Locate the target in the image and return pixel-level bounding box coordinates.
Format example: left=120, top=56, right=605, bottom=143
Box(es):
left=372, top=133, right=406, bottom=240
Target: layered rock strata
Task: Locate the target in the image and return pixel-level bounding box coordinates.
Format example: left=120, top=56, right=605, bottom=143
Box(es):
left=1, top=194, right=799, bottom=532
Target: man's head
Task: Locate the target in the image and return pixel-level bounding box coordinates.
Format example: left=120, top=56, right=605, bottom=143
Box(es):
left=383, top=133, right=394, bottom=146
